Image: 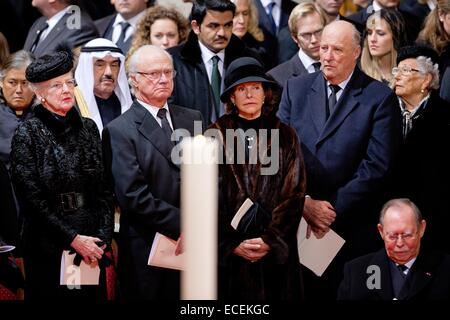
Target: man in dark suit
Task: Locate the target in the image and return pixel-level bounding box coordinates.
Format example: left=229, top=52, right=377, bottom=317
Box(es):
left=338, top=198, right=450, bottom=300
left=102, top=45, right=203, bottom=300
left=95, top=0, right=153, bottom=55
left=267, top=1, right=325, bottom=88
left=254, top=0, right=297, bottom=68
left=278, top=20, right=402, bottom=299
left=168, top=0, right=258, bottom=125
left=23, top=0, right=98, bottom=56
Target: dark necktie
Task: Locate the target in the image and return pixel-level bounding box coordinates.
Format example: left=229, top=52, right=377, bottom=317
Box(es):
left=313, top=62, right=321, bottom=72
left=30, top=22, right=49, bottom=53
left=327, top=84, right=341, bottom=119
left=210, top=55, right=222, bottom=118
left=267, top=2, right=277, bottom=35
left=398, top=264, right=408, bottom=278
left=157, top=108, right=173, bottom=143
left=116, top=21, right=130, bottom=52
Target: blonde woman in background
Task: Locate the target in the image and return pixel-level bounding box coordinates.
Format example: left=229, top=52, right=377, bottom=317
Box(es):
left=231, top=0, right=267, bottom=66
left=360, top=9, right=407, bottom=85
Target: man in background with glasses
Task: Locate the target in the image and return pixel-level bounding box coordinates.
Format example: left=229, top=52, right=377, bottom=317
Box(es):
left=102, top=45, right=202, bottom=300
left=268, top=2, right=326, bottom=89
left=338, top=198, right=450, bottom=300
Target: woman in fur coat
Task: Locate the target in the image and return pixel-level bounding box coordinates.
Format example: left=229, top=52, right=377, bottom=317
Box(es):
left=209, top=57, right=306, bottom=300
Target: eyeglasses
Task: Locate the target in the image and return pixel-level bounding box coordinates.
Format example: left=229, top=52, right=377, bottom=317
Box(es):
left=48, top=79, right=77, bottom=92
left=136, top=69, right=177, bottom=81
left=391, top=66, right=420, bottom=76
left=297, top=28, right=323, bottom=41
left=385, top=232, right=417, bottom=242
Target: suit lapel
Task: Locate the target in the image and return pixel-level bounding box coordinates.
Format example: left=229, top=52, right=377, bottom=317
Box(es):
left=133, top=103, right=175, bottom=166
left=291, top=54, right=307, bottom=77
left=372, top=250, right=395, bottom=300
left=307, top=74, right=327, bottom=137
left=316, top=70, right=362, bottom=145
left=36, top=13, right=69, bottom=53
left=400, top=251, right=437, bottom=300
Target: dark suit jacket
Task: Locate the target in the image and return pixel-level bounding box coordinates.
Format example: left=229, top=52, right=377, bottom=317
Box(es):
left=338, top=249, right=450, bottom=300
left=267, top=53, right=307, bottom=89
left=168, top=31, right=260, bottom=126
left=255, top=0, right=297, bottom=68
left=278, top=67, right=402, bottom=256
left=23, top=9, right=98, bottom=56
left=102, top=101, right=202, bottom=300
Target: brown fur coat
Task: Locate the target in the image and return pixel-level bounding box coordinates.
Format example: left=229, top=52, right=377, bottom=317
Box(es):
left=210, top=113, right=306, bottom=300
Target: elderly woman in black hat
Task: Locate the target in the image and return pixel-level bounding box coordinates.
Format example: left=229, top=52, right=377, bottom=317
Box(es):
left=393, top=45, right=450, bottom=254
left=9, top=49, right=114, bottom=300
left=209, top=57, right=306, bottom=300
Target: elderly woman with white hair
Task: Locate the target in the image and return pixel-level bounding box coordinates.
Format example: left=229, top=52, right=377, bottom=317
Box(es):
left=393, top=45, right=450, bottom=254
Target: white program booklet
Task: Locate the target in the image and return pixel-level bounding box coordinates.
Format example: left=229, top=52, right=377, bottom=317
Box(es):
left=297, top=217, right=345, bottom=277
left=148, top=232, right=185, bottom=271
left=60, top=250, right=100, bottom=285
left=230, top=198, right=254, bottom=230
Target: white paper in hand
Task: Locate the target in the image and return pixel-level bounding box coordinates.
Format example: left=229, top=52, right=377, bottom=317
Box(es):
left=148, top=232, right=184, bottom=270
left=297, top=217, right=345, bottom=277
left=230, top=198, right=254, bottom=229
left=60, top=250, right=100, bottom=286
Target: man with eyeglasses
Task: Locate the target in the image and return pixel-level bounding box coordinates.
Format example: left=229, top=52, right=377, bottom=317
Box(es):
left=75, top=38, right=133, bottom=134
left=102, top=45, right=203, bottom=300
left=268, top=2, right=326, bottom=89
left=338, top=198, right=450, bottom=300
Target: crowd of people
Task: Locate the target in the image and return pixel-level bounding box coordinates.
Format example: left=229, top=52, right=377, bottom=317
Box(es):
left=1, top=0, right=450, bottom=301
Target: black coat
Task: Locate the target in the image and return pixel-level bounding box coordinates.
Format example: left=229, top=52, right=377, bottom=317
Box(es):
left=0, top=160, right=18, bottom=247
left=102, top=102, right=203, bottom=300
left=267, top=53, right=308, bottom=89
left=10, top=105, right=113, bottom=299
left=210, top=113, right=306, bottom=300
left=395, top=93, right=450, bottom=254
left=168, top=31, right=260, bottom=126
left=338, top=249, right=450, bottom=300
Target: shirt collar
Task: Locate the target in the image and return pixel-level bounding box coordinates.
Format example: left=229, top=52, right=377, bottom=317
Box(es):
left=114, top=10, right=146, bottom=28
left=198, top=40, right=225, bottom=66
left=398, top=94, right=431, bottom=117
left=326, top=70, right=354, bottom=92
left=46, top=6, right=72, bottom=30
left=298, top=49, right=319, bottom=71
left=396, top=257, right=416, bottom=270
left=260, top=0, right=281, bottom=8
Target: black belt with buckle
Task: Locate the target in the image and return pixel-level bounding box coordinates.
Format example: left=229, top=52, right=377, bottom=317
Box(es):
left=60, top=192, right=85, bottom=212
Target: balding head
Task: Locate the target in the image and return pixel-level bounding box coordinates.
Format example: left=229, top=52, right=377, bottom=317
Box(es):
left=320, top=20, right=361, bottom=84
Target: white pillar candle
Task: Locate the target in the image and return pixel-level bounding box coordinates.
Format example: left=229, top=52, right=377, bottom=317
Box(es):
left=180, top=135, right=218, bottom=299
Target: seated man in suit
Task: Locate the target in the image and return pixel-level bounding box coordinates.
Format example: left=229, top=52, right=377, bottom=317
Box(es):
left=23, top=0, right=98, bottom=56
left=268, top=1, right=326, bottom=88
left=75, top=38, right=133, bottom=134
left=102, top=45, right=203, bottom=300
left=95, top=0, right=153, bottom=54
left=338, top=198, right=450, bottom=300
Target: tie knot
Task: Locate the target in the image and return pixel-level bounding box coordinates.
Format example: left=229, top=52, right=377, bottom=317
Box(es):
left=157, top=108, right=167, bottom=119
left=329, top=84, right=341, bottom=94
left=313, top=62, right=321, bottom=72
left=398, top=264, right=408, bottom=275
left=211, top=55, right=220, bottom=66
left=39, top=23, right=49, bottom=33
left=268, top=2, right=276, bottom=12
left=119, top=21, right=130, bottom=32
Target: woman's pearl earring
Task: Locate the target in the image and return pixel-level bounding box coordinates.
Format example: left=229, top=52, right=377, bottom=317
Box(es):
left=40, top=97, right=46, bottom=103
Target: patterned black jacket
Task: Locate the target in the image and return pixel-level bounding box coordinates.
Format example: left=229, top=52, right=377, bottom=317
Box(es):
left=10, top=105, right=113, bottom=256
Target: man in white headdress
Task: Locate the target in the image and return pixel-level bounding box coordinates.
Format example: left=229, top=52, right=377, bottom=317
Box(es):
left=75, top=38, right=133, bottom=134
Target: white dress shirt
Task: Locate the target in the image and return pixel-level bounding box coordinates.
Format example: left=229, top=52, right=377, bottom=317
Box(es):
left=137, top=100, right=174, bottom=130
left=112, top=11, right=146, bottom=43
